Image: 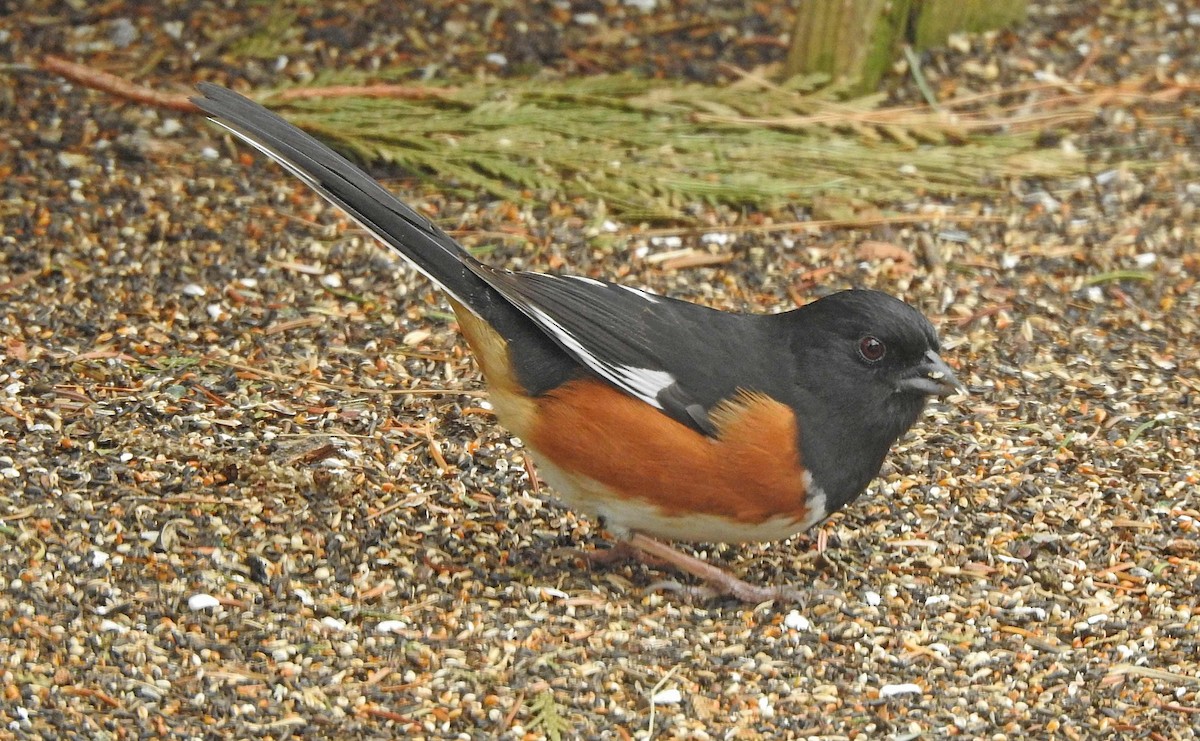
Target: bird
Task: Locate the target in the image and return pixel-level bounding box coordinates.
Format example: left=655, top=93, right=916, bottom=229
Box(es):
left=191, top=83, right=963, bottom=602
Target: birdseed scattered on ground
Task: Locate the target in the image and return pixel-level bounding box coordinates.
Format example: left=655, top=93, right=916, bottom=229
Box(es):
left=1, top=1, right=1198, bottom=738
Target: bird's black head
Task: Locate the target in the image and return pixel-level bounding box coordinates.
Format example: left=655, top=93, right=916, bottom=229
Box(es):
left=780, top=289, right=962, bottom=512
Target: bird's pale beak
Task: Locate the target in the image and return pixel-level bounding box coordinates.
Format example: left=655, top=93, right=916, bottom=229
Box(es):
left=896, top=350, right=965, bottom=397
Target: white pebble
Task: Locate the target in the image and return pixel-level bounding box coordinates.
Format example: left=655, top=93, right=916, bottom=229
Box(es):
left=758, top=695, right=774, bottom=717
left=91, top=550, right=109, bottom=568
left=485, top=53, right=508, bottom=66
left=182, top=283, right=206, bottom=297
left=375, top=620, right=406, bottom=634
left=783, top=610, right=810, bottom=631
left=1011, top=606, right=1046, bottom=621
left=533, top=586, right=569, bottom=600
left=651, top=688, right=682, bottom=705
left=187, top=593, right=220, bottom=611
left=321, top=616, right=347, bottom=632
left=864, top=591, right=882, bottom=607
left=99, top=619, right=128, bottom=634
left=402, top=329, right=431, bottom=346
left=879, top=683, right=923, bottom=698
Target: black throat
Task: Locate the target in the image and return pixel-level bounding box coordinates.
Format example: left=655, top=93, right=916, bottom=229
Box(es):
left=794, top=388, right=927, bottom=513
left=771, top=304, right=932, bottom=515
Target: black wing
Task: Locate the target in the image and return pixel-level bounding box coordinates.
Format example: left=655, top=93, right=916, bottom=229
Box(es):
left=194, top=84, right=791, bottom=437
left=480, top=269, right=791, bottom=435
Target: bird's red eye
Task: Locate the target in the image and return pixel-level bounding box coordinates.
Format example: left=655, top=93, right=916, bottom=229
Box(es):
left=859, top=336, right=886, bottom=362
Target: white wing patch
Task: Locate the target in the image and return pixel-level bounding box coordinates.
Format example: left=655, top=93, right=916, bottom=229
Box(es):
left=618, top=284, right=662, bottom=304
left=609, top=365, right=676, bottom=400
left=523, top=303, right=675, bottom=409
left=565, top=275, right=662, bottom=304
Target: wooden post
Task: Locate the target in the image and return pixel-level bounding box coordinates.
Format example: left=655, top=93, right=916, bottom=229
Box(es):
left=784, top=0, right=1027, bottom=94
left=911, top=0, right=1028, bottom=50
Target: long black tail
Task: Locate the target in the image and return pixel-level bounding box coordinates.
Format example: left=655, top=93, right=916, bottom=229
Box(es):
left=191, top=83, right=496, bottom=314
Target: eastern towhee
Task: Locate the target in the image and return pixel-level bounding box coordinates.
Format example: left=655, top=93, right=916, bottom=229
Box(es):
left=193, top=83, right=964, bottom=602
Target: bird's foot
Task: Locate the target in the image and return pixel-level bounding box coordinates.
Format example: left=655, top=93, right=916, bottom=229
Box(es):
left=627, top=533, right=801, bottom=604
left=584, top=540, right=666, bottom=566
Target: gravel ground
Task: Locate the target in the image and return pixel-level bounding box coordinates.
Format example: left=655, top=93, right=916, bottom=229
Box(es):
left=2, top=1, right=1200, bottom=739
